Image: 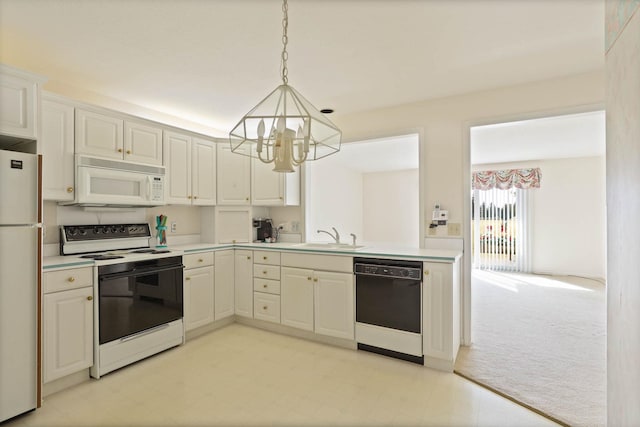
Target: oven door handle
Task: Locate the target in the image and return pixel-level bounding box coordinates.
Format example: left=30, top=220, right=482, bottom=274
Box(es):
left=99, top=265, right=183, bottom=281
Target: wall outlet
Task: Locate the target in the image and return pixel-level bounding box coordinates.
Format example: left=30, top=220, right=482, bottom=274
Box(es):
left=171, top=221, right=177, bottom=233
left=291, top=221, right=300, bottom=233
left=447, top=222, right=461, bottom=236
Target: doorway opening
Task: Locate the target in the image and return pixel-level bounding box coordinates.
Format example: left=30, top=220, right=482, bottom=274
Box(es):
left=458, top=110, right=607, bottom=427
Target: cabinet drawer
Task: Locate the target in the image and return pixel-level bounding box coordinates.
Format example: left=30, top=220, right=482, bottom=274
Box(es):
left=281, top=253, right=353, bottom=273
left=183, top=251, right=214, bottom=269
left=253, top=264, right=281, bottom=280
left=253, top=251, right=280, bottom=266
left=44, top=267, right=93, bottom=293
left=253, top=292, right=280, bottom=323
left=253, top=278, right=281, bottom=295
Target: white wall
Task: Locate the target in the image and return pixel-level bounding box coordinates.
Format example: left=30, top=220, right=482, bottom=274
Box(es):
left=306, top=158, right=363, bottom=243
left=473, top=156, right=606, bottom=279
left=363, top=169, right=419, bottom=247
left=605, top=0, right=640, bottom=424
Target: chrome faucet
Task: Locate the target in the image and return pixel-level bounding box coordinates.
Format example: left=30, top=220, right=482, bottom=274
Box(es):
left=350, top=233, right=357, bottom=246
left=317, top=227, right=340, bottom=244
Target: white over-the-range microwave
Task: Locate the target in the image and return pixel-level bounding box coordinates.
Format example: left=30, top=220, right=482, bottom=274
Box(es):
left=60, top=155, right=165, bottom=207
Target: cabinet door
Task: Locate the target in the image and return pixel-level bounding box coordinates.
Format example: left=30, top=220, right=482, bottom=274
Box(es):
left=192, top=137, right=216, bottom=206
left=281, top=267, right=314, bottom=331
left=75, top=109, right=123, bottom=159
left=234, top=250, right=253, bottom=318
left=215, top=207, right=251, bottom=244
left=124, top=120, right=163, bottom=165
left=314, top=271, right=354, bottom=340
left=163, top=131, right=192, bottom=204
left=251, top=158, right=283, bottom=205
left=184, top=265, right=214, bottom=331
left=214, top=250, right=235, bottom=320
left=43, top=287, right=93, bottom=383
left=423, top=261, right=457, bottom=361
left=41, top=99, right=75, bottom=201
left=217, top=144, right=250, bottom=205
left=0, top=72, right=37, bottom=139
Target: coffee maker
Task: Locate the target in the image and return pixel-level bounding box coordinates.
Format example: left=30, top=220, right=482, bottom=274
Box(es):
left=253, top=218, right=274, bottom=242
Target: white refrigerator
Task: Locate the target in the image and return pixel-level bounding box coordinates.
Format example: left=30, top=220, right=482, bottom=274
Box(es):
left=0, top=149, right=39, bottom=422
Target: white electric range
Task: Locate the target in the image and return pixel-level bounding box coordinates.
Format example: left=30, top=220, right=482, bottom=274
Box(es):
left=60, top=223, right=185, bottom=378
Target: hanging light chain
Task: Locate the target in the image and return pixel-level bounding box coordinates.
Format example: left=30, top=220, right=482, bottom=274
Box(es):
left=281, top=0, right=289, bottom=85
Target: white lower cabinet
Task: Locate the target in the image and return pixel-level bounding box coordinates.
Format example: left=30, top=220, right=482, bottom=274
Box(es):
left=422, top=259, right=461, bottom=366
left=43, top=267, right=94, bottom=383
left=234, top=250, right=253, bottom=318
left=214, top=250, right=235, bottom=320
left=253, top=292, right=280, bottom=323
left=280, top=267, right=314, bottom=331
left=183, top=252, right=215, bottom=331
left=314, top=271, right=354, bottom=340
left=280, top=259, right=354, bottom=340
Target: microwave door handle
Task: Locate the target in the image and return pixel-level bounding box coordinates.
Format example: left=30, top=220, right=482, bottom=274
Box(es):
left=146, top=176, right=151, bottom=199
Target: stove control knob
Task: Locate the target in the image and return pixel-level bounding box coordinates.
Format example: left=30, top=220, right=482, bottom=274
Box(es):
left=119, top=226, right=126, bottom=233
left=67, top=227, right=77, bottom=236
left=110, top=226, right=117, bottom=233
left=93, top=227, right=101, bottom=234
left=80, top=229, right=87, bottom=235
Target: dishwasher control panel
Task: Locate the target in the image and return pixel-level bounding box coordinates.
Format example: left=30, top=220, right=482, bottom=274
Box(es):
left=354, top=262, right=422, bottom=280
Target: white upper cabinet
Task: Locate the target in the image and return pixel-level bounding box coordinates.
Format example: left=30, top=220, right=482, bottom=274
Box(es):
left=163, top=131, right=216, bottom=205
left=75, top=109, right=162, bottom=165
left=41, top=97, right=75, bottom=201
left=0, top=65, right=44, bottom=140
left=75, top=109, right=123, bottom=160
left=124, top=120, right=163, bottom=165
left=251, top=158, right=300, bottom=206
left=192, top=137, right=216, bottom=205
left=217, top=143, right=250, bottom=205
left=215, top=207, right=251, bottom=243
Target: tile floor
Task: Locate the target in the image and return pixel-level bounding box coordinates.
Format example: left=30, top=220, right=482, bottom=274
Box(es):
left=8, top=324, right=558, bottom=426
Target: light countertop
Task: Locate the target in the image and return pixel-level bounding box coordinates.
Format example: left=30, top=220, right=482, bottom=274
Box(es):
left=44, top=242, right=462, bottom=270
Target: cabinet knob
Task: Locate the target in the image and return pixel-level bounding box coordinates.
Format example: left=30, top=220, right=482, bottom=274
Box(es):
left=198, top=259, right=203, bottom=263
left=68, top=277, right=75, bottom=283
left=233, top=239, right=237, bottom=243
left=313, top=278, right=318, bottom=282
left=194, top=196, right=198, bottom=199
left=87, top=296, right=93, bottom=301
left=66, top=187, right=74, bottom=193
left=263, top=306, right=268, bottom=310
left=185, top=277, right=191, bottom=281
left=126, top=150, right=131, bottom=154
left=247, top=256, right=251, bottom=260
left=263, top=256, right=267, bottom=260
left=117, top=148, right=123, bottom=153
left=263, top=284, right=268, bottom=289
left=424, top=270, right=429, bottom=276
left=307, top=277, right=312, bottom=281
left=279, top=197, right=283, bottom=200
left=245, top=197, right=249, bottom=201
left=187, top=195, right=192, bottom=199
left=262, top=270, right=267, bottom=275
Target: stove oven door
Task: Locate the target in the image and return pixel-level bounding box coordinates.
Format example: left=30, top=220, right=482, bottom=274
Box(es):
left=98, top=263, right=183, bottom=345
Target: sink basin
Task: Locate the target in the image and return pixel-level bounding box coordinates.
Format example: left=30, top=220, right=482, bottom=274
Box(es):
left=293, top=243, right=366, bottom=251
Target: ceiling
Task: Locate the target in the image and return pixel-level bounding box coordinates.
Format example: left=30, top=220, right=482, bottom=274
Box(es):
left=471, top=110, right=606, bottom=165
left=0, top=0, right=604, bottom=138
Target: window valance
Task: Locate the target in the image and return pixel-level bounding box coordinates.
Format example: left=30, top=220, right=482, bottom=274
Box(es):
left=472, top=168, right=542, bottom=190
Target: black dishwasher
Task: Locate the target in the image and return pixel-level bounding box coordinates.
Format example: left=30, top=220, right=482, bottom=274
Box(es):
left=354, top=257, right=423, bottom=364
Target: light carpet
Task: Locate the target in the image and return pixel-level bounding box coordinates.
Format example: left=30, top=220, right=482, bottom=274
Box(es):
left=454, top=270, right=606, bottom=427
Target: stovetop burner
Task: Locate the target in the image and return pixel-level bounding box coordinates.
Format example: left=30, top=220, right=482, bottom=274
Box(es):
left=79, top=254, right=125, bottom=260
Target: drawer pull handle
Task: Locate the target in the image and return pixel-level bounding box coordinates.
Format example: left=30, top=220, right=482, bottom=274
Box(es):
left=263, top=270, right=267, bottom=275
left=68, top=277, right=75, bottom=283
left=87, top=296, right=93, bottom=301
left=66, top=187, right=74, bottom=193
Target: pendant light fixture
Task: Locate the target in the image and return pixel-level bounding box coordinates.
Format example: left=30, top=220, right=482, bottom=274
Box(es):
left=229, top=0, right=341, bottom=173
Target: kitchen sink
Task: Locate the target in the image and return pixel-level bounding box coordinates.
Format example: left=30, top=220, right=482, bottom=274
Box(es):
left=293, top=243, right=367, bottom=250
